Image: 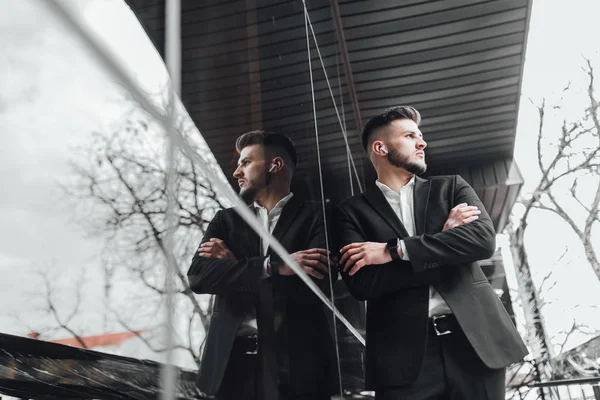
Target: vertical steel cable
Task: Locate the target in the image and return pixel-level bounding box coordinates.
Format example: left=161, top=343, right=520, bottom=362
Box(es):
left=304, top=7, right=345, bottom=399
left=301, top=0, right=363, bottom=193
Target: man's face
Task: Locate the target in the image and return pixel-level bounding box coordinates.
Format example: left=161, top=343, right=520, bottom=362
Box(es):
left=233, top=144, right=269, bottom=201
left=384, top=119, right=428, bottom=175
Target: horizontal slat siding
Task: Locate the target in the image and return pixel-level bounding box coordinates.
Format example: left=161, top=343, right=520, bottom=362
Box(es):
left=125, top=0, right=531, bottom=230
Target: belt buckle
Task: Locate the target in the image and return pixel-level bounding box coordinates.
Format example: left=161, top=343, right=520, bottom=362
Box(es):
left=245, top=334, right=258, bottom=355
left=432, top=315, right=452, bottom=336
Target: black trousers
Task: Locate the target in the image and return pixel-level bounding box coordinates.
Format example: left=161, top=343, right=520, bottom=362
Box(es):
left=216, top=342, right=331, bottom=400
left=376, top=324, right=506, bottom=400
left=215, top=344, right=259, bottom=400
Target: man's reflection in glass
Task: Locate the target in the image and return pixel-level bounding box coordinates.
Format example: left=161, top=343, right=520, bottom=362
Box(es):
left=188, top=131, right=337, bottom=400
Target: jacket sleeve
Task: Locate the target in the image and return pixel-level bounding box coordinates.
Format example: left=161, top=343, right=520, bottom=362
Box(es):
left=403, top=175, right=496, bottom=273
left=335, top=204, right=440, bottom=301
left=307, top=210, right=339, bottom=298
left=187, top=210, right=267, bottom=295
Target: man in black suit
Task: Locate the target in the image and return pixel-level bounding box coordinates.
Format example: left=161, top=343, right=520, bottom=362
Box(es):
left=335, top=106, right=528, bottom=399
left=188, top=131, right=337, bottom=400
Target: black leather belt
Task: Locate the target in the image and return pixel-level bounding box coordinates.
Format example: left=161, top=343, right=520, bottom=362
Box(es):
left=430, top=314, right=460, bottom=336
left=233, top=334, right=258, bottom=355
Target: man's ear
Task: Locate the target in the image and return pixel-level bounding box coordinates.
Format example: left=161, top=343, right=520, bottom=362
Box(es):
left=372, top=140, right=387, bottom=156
left=270, top=156, right=284, bottom=172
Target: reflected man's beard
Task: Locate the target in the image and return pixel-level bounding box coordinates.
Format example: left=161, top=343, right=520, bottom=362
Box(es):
left=239, top=186, right=257, bottom=203
left=387, top=148, right=427, bottom=175
left=239, top=169, right=270, bottom=203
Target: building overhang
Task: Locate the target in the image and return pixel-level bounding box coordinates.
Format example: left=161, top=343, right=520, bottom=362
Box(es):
left=124, top=0, right=531, bottom=232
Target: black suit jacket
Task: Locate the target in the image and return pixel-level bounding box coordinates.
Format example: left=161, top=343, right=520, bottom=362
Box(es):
left=188, top=195, right=337, bottom=396
left=334, top=175, right=528, bottom=390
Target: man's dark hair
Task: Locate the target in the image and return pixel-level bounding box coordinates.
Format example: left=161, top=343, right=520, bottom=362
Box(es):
left=361, top=106, right=421, bottom=152
left=235, top=130, right=298, bottom=168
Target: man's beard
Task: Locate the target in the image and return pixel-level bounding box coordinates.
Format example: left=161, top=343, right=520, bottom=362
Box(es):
left=387, top=148, right=427, bottom=175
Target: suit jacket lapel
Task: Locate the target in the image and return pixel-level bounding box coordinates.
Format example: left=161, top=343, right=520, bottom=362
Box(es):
left=413, top=176, right=431, bottom=235
left=267, top=195, right=303, bottom=256
left=364, top=187, right=410, bottom=238
left=242, top=205, right=261, bottom=256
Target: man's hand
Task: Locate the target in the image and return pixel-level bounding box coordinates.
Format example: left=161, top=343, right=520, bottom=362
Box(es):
left=339, top=242, right=392, bottom=276
left=277, top=248, right=331, bottom=280
left=198, top=238, right=236, bottom=260
left=443, top=203, right=481, bottom=231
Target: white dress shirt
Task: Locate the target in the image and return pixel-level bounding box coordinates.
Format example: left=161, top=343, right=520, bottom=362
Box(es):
left=375, top=179, right=451, bottom=317
left=237, top=192, right=294, bottom=335
left=255, top=192, right=294, bottom=260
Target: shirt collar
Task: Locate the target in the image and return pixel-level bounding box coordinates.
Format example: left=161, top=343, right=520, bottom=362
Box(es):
left=375, top=176, right=415, bottom=196
left=253, top=192, right=294, bottom=214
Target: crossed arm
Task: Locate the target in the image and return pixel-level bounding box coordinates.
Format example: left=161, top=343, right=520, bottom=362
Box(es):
left=188, top=210, right=336, bottom=298
left=339, top=201, right=481, bottom=275
left=187, top=210, right=267, bottom=295
left=337, top=176, right=495, bottom=300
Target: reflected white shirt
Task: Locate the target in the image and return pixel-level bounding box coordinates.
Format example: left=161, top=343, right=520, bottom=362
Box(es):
left=375, top=179, right=451, bottom=317
left=254, top=192, right=294, bottom=259
left=237, top=192, right=294, bottom=335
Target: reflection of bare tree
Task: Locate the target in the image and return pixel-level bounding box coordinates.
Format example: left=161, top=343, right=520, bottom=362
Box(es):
left=509, top=58, right=600, bottom=379
left=38, top=267, right=88, bottom=349
left=60, top=96, right=226, bottom=366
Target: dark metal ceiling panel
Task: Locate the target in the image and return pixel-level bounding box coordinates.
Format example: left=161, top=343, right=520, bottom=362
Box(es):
left=124, top=0, right=532, bottom=231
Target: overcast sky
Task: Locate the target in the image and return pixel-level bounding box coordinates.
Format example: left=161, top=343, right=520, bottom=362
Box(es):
left=1, top=0, right=599, bottom=362
left=505, top=0, right=600, bottom=353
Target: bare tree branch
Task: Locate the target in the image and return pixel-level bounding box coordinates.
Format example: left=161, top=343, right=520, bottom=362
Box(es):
left=537, top=271, right=557, bottom=295
left=509, top=57, right=600, bottom=378
left=556, top=319, right=578, bottom=355
left=554, top=318, right=599, bottom=355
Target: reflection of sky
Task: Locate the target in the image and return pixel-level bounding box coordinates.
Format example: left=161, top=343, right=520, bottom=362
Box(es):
left=0, top=0, right=171, bottom=352
left=0, top=0, right=211, bottom=370
left=0, top=1, right=114, bottom=336
left=0, top=0, right=599, bottom=367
